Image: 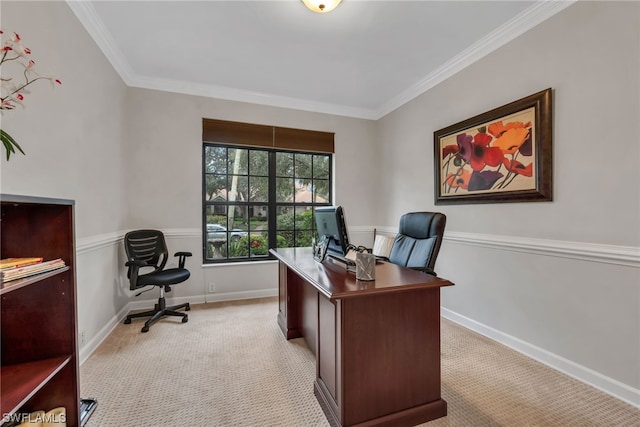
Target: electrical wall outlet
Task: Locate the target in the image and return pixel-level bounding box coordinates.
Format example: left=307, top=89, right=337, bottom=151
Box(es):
left=208, top=282, right=216, bottom=293
left=79, top=331, right=86, bottom=346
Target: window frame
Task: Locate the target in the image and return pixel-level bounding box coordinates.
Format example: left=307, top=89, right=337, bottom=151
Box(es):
left=202, top=119, right=334, bottom=264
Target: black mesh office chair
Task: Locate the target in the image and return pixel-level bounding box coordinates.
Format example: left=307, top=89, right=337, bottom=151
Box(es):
left=123, top=229, right=192, bottom=332
left=387, top=212, right=446, bottom=276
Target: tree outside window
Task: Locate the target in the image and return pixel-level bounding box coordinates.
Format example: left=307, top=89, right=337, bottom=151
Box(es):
left=203, top=144, right=331, bottom=262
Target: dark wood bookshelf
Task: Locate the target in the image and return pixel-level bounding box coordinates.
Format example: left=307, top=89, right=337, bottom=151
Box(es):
left=1, top=194, right=79, bottom=426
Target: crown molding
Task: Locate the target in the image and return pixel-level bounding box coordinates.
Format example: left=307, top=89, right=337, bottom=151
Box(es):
left=375, top=0, right=577, bottom=118
left=66, top=0, right=576, bottom=120
left=66, top=0, right=136, bottom=85
left=129, top=74, right=378, bottom=120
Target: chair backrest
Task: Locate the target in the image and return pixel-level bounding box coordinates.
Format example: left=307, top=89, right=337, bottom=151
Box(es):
left=124, top=229, right=168, bottom=274
left=388, top=212, right=446, bottom=274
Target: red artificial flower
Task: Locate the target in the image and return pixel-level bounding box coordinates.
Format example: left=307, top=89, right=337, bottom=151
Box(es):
left=469, top=141, right=503, bottom=171
left=474, top=132, right=492, bottom=146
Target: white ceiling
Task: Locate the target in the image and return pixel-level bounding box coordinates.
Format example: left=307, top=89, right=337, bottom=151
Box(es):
left=68, top=1, right=573, bottom=119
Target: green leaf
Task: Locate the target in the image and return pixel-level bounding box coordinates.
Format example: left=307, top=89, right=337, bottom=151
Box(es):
left=0, top=129, right=25, bottom=160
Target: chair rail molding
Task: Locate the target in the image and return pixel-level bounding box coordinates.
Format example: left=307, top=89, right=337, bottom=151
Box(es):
left=76, top=231, right=125, bottom=254
left=444, top=231, right=640, bottom=268
left=76, top=228, right=201, bottom=255
left=76, top=228, right=639, bottom=268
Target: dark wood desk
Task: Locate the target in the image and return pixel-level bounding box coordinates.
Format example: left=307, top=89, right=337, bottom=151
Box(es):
left=271, top=247, right=453, bottom=427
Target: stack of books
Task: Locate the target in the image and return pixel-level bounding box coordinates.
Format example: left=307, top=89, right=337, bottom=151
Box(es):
left=0, top=257, right=66, bottom=283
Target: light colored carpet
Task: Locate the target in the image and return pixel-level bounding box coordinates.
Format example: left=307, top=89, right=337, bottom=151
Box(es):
left=80, top=297, right=639, bottom=426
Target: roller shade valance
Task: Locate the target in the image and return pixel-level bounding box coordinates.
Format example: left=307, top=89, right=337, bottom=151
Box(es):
left=203, top=118, right=334, bottom=153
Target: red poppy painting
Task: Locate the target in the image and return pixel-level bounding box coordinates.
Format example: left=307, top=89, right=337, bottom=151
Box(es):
left=434, top=88, right=552, bottom=204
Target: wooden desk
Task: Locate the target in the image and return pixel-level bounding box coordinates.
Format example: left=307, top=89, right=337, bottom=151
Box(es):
left=271, top=247, right=453, bottom=427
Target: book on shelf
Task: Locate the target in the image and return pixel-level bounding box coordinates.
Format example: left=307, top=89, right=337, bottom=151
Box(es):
left=1, top=258, right=66, bottom=283
left=0, top=257, right=44, bottom=270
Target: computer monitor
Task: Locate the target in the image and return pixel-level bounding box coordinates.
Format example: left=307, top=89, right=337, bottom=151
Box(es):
left=315, top=206, right=350, bottom=258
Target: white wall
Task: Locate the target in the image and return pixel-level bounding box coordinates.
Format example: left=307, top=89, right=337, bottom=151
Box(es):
left=377, top=1, right=640, bottom=404
left=122, top=87, right=379, bottom=300
left=123, top=87, right=380, bottom=230
left=0, top=1, right=130, bottom=356
left=0, top=1, right=128, bottom=238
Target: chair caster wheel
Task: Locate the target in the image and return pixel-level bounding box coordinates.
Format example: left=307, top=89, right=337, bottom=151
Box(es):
left=124, top=318, right=131, bottom=324
left=185, top=305, right=191, bottom=311
left=141, top=326, right=149, bottom=333
left=182, top=316, right=188, bottom=323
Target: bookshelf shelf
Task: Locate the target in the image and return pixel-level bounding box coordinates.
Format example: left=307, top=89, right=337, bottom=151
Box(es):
left=0, top=194, right=80, bottom=427
left=0, top=356, right=71, bottom=416
left=0, top=267, right=70, bottom=296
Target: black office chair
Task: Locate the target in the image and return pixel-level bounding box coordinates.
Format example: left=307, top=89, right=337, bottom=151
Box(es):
left=387, top=212, right=446, bottom=276
left=123, top=229, right=192, bottom=332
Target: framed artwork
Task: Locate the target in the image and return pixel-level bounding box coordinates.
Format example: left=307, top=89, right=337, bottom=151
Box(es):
left=434, top=88, right=552, bottom=204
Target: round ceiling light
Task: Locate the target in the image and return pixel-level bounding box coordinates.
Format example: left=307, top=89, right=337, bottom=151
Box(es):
left=301, top=0, right=342, bottom=14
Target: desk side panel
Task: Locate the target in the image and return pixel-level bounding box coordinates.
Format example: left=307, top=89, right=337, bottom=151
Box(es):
left=342, top=288, right=443, bottom=425
left=278, top=262, right=302, bottom=339
left=318, top=296, right=337, bottom=400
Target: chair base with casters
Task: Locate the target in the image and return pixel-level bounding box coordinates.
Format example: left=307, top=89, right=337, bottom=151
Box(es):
left=124, top=284, right=191, bottom=333
left=123, top=229, right=193, bottom=333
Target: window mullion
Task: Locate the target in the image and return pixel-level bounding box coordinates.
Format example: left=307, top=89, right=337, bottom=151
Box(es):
left=268, top=151, right=277, bottom=251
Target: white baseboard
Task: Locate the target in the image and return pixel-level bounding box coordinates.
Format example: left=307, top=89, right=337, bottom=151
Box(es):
left=79, top=304, right=129, bottom=365
left=441, top=307, right=640, bottom=408
left=204, top=289, right=277, bottom=303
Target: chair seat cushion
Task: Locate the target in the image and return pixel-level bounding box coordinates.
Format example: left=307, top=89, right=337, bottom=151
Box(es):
left=138, top=268, right=191, bottom=286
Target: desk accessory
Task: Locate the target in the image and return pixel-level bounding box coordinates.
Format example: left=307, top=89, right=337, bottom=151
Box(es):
left=313, top=235, right=329, bottom=263
left=355, top=252, right=376, bottom=281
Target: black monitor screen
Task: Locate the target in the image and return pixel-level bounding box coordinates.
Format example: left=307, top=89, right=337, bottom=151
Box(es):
left=315, top=206, right=350, bottom=257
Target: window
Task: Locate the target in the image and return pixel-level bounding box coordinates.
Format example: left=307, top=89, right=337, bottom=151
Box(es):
left=202, top=119, right=334, bottom=262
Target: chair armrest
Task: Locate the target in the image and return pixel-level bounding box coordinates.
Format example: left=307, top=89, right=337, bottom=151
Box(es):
left=125, top=259, right=149, bottom=290
left=174, top=251, right=192, bottom=269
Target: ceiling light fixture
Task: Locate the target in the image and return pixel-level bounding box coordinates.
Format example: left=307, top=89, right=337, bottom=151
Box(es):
left=301, top=0, right=342, bottom=14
